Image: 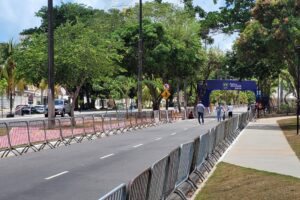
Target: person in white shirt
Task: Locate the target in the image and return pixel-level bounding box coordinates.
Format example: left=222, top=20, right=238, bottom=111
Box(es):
left=227, top=103, right=233, bottom=118
left=196, top=101, right=205, bottom=124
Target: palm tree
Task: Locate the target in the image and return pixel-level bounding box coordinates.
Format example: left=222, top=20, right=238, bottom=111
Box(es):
left=0, top=40, right=16, bottom=116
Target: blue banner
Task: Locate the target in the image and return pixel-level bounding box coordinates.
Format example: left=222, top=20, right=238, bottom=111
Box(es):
left=197, top=80, right=257, bottom=107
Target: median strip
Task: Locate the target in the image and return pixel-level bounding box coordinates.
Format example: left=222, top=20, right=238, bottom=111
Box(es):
left=100, top=154, right=114, bottom=160
left=45, top=171, right=69, bottom=180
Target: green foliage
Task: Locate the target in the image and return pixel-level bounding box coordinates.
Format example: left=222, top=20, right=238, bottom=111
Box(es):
left=14, top=34, right=47, bottom=86
left=12, top=2, right=227, bottom=110
left=232, top=0, right=300, bottom=98
left=22, top=2, right=97, bottom=34
left=0, top=79, right=7, bottom=95
left=219, top=0, right=256, bottom=33
left=210, top=90, right=255, bottom=105
left=113, top=2, right=206, bottom=109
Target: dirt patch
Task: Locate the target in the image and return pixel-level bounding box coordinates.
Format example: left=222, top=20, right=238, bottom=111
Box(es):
left=195, top=162, right=300, bottom=200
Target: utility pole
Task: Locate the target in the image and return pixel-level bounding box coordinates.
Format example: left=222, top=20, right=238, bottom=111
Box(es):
left=48, top=0, right=55, bottom=126
left=137, top=0, right=143, bottom=112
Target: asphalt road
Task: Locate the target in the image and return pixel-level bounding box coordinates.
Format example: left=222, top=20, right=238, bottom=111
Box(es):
left=0, top=107, right=247, bottom=200
left=0, top=117, right=219, bottom=200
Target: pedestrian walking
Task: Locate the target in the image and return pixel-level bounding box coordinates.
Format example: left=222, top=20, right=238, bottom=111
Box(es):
left=227, top=103, right=233, bottom=118
left=196, top=101, right=205, bottom=124
left=216, top=104, right=224, bottom=122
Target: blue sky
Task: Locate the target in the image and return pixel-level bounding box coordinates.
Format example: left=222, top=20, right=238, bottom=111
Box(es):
left=0, top=0, right=237, bottom=51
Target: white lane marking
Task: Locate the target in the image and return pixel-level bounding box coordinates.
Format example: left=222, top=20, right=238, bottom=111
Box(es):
left=133, top=144, right=143, bottom=148
left=171, top=132, right=177, bottom=135
left=45, top=171, right=69, bottom=180
left=184, top=128, right=188, bottom=131
left=155, top=137, right=162, bottom=141
left=100, top=153, right=114, bottom=159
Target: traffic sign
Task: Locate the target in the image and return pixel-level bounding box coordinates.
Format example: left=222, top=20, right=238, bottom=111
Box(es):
left=161, top=90, right=171, bottom=100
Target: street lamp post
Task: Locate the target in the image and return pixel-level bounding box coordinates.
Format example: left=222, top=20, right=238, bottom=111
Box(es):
left=137, top=0, right=143, bottom=112
left=48, top=0, right=55, bottom=125
left=295, top=45, right=300, bottom=135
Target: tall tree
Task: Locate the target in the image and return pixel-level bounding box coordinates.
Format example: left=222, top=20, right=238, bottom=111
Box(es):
left=16, top=22, right=121, bottom=117
left=234, top=0, right=300, bottom=99
left=0, top=40, right=18, bottom=116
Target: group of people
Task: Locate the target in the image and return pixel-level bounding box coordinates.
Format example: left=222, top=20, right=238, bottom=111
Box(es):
left=189, top=101, right=234, bottom=125
left=215, top=103, right=233, bottom=122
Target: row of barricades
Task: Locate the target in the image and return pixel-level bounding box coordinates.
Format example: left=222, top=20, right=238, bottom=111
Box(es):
left=0, top=110, right=189, bottom=158
left=99, top=111, right=253, bottom=200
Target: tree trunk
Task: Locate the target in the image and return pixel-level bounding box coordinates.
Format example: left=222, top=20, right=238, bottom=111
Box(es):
left=41, top=89, right=44, bottom=105
left=70, top=84, right=83, bottom=125
left=86, top=91, right=91, bottom=109
left=177, top=80, right=181, bottom=112
left=193, top=83, right=199, bottom=106
left=146, top=82, right=162, bottom=111
left=74, top=96, right=79, bottom=110
left=91, top=98, right=96, bottom=110
left=166, top=98, right=169, bottom=110
left=184, top=79, right=187, bottom=110
left=152, top=100, right=160, bottom=110
left=101, top=99, right=105, bottom=109
left=125, top=97, right=128, bottom=117
left=188, top=82, right=193, bottom=106
left=9, top=92, right=13, bottom=114
left=80, top=93, right=84, bottom=110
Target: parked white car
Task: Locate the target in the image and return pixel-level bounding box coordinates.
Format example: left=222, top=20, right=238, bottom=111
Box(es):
left=34, top=105, right=45, bottom=114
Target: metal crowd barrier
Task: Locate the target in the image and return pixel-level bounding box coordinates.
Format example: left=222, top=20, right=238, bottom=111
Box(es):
left=176, top=142, right=194, bottom=187
left=99, top=184, right=126, bottom=200
left=147, top=156, right=169, bottom=200
left=128, top=168, right=151, bottom=200
left=164, top=147, right=180, bottom=197
left=99, top=111, right=255, bottom=200
left=0, top=110, right=176, bottom=158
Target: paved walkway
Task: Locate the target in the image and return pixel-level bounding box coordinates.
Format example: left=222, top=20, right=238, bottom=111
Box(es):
left=223, top=116, right=300, bottom=178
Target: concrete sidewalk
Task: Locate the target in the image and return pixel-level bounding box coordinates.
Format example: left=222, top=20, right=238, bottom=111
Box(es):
left=222, top=116, right=300, bottom=178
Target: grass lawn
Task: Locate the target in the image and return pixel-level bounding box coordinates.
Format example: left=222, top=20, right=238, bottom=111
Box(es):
left=278, top=118, right=300, bottom=160
left=195, top=162, right=300, bottom=200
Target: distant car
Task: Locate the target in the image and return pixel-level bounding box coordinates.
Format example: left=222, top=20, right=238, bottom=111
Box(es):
left=15, top=105, right=27, bottom=115
left=45, top=99, right=71, bottom=117
left=34, top=105, right=45, bottom=114
left=20, top=106, right=38, bottom=115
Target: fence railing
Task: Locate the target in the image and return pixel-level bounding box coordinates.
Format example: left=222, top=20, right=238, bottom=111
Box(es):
left=1, top=109, right=193, bottom=158
left=99, top=111, right=253, bottom=200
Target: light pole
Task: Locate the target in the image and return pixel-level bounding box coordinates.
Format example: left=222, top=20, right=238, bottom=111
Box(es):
left=48, top=0, right=55, bottom=125
left=137, top=0, right=143, bottom=112
left=295, top=45, right=300, bottom=135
